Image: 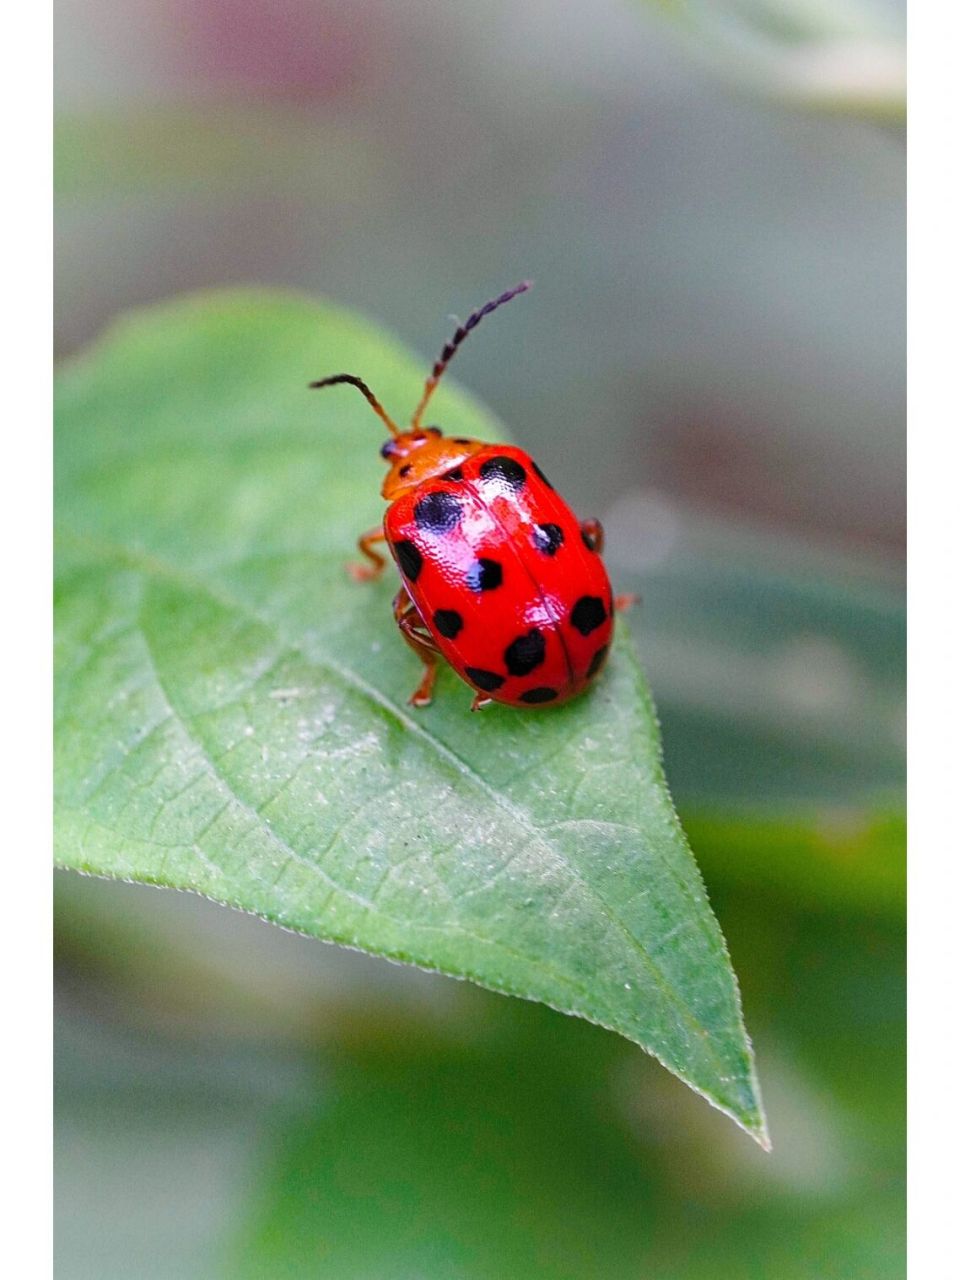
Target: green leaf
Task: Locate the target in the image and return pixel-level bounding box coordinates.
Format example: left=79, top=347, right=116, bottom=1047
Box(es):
left=54, top=291, right=766, bottom=1143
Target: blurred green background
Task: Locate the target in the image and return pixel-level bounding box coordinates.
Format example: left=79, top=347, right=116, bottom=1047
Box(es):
left=54, top=1, right=905, bottom=1276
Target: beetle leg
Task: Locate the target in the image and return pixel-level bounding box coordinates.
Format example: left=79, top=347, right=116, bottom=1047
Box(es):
left=614, top=593, right=639, bottom=612
left=470, top=693, right=493, bottom=712
left=580, top=517, right=604, bottom=554
left=393, top=587, right=440, bottom=707
left=348, top=527, right=387, bottom=582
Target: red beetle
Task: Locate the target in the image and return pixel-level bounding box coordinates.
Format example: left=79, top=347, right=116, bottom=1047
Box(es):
left=311, top=283, right=632, bottom=709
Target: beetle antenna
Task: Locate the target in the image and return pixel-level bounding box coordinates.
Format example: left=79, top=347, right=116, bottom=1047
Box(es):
left=309, top=374, right=401, bottom=437
left=410, top=281, right=531, bottom=429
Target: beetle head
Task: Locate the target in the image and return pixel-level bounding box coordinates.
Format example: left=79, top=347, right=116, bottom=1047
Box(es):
left=379, top=427, right=484, bottom=499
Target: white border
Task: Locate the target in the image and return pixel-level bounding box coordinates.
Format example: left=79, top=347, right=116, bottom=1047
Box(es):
left=908, top=3, right=957, bottom=1274
left=5, top=0, right=53, bottom=1271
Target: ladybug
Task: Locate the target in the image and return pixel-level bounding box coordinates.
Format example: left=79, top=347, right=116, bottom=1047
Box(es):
left=311, top=282, right=632, bottom=710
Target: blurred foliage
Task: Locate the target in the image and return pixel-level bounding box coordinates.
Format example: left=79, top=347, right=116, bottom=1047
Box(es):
left=54, top=106, right=384, bottom=201
left=686, top=809, right=903, bottom=918
left=642, top=0, right=905, bottom=122
left=627, top=552, right=904, bottom=809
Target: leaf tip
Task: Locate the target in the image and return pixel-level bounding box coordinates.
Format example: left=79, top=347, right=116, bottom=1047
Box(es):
left=744, top=1105, right=773, bottom=1152
left=737, top=1092, right=772, bottom=1152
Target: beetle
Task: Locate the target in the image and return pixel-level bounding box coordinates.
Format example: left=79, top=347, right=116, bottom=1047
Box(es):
left=311, top=282, right=632, bottom=710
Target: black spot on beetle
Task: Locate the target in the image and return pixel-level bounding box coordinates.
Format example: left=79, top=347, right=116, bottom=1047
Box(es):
left=399, top=464, right=413, bottom=477
left=465, top=666, right=505, bottom=692
left=453, top=436, right=472, bottom=444
left=519, top=686, right=559, bottom=704
left=586, top=644, right=609, bottom=679
left=504, top=628, right=546, bottom=676
left=414, top=486, right=463, bottom=532
left=531, top=459, right=554, bottom=490
left=414, top=490, right=463, bottom=534
left=531, top=522, right=564, bottom=556
left=393, top=540, right=423, bottom=582
left=479, top=455, right=527, bottom=491
left=571, top=595, right=607, bottom=636
left=465, top=558, right=503, bottom=592
left=444, top=467, right=464, bottom=482
left=433, top=609, right=463, bottom=640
